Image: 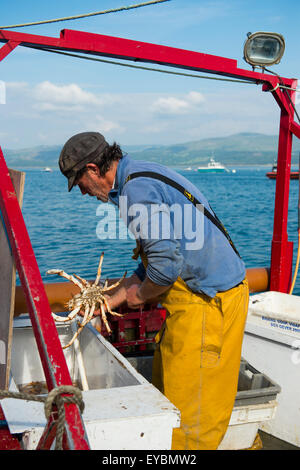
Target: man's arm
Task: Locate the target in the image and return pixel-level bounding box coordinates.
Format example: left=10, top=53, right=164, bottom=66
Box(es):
left=106, top=274, right=172, bottom=310
left=105, top=273, right=141, bottom=310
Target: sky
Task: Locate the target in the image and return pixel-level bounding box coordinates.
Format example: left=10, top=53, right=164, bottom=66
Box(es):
left=1, top=0, right=300, bottom=149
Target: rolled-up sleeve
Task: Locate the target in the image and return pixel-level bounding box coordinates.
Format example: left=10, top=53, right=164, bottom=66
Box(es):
left=134, top=262, right=146, bottom=281
left=143, top=238, right=183, bottom=285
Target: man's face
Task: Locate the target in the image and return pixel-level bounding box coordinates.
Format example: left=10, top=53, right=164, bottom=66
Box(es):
left=75, top=165, right=112, bottom=202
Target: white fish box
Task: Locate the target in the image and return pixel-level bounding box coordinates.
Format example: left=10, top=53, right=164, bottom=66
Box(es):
left=247, top=291, right=300, bottom=332
left=218, top=359, right=279, bottom=450
left=242, top=291, right=300, bottom=447
left=218, top=401, right=277, bottom=450
left=1, top=316, right=180, bottom=450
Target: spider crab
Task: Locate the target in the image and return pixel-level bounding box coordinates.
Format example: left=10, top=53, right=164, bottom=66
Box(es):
left=47, top=252, right=126, bottom=349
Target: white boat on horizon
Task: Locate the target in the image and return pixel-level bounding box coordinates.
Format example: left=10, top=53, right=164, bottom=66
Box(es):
left=197, top=157, right=229, bottom=173
left=43, top=167, right=53, bottom=172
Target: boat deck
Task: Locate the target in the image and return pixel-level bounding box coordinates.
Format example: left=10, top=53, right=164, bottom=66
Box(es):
left=259, top=431, right=300, bottom=450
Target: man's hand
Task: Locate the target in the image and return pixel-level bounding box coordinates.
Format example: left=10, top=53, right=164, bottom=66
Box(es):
left=126, top=278, right=172, bottom=309
left=78, top=274, right=171, bottom=316
left=126, top=284, right=145, bottom=309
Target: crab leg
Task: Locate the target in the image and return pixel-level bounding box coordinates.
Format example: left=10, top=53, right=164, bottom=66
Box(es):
left=46, top=269, right=84, bottom=289
left=73, top=274, right=90, bottom=287
left=100, top=303, right=112, bottom=334
left=62, top=321, right=85, bottom=349
left=102, top=271, right=127, bottom=292
left=52, top=312, right=70, bottom=322
left=67, top=305, right=82, bottom=321
left=79, top=302, right=96, bottom=327
left=52, top=306, right=81, bottom=323
left=103, top=297, right=124, bottom=317
left=63, top=303, right=92, bottom=348
left=93, top=252, right=104, bottom=287
left=87, top=302, right=97, bottom=325
left=78, top=303, right=90, bottom=327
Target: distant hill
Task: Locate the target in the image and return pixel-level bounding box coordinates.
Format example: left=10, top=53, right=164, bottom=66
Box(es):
left=3, top=133, right=300, bottom=169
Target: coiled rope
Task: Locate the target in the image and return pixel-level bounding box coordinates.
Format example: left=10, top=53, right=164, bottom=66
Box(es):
left=0, top=385, right=85, bottom=450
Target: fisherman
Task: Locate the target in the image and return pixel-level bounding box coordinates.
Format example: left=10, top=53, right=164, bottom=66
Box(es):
left=59, top=131, right=249, bottom=450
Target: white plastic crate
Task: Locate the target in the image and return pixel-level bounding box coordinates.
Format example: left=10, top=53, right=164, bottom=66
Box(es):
left=218, top=401, right=277, bottom=450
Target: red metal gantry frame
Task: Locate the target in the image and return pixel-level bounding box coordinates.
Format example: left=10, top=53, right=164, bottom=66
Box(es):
left=1, top=28, right=300, bottom=292
left=0, top=27, right=300, bottom=449
left=0, top=150, right=90, bottom=450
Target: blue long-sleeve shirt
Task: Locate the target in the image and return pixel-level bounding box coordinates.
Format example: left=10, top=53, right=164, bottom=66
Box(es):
left=108, top=155, right=245, bottom=298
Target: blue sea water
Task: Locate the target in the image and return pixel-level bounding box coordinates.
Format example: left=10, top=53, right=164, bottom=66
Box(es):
left=18, top=165, right=300, bottom=296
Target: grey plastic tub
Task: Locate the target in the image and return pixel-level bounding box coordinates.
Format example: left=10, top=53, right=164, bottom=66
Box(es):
left=127, top=354, right=281, bottom=407
left=235, top=358, right=281, bottom=406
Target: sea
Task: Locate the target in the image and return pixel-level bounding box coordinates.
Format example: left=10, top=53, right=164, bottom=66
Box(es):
left=17, top=165, right=300, bottom=296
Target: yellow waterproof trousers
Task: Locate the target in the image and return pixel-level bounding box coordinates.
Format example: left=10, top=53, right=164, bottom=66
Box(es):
left=152, top=277, right=249, bottom=450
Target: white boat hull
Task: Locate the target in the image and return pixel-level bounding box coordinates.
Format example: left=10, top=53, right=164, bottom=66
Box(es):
left=197, top=168, right=226, bottom=173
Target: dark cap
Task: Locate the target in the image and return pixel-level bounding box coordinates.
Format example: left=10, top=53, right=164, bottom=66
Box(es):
left=59, top=132, right=109, bottom=191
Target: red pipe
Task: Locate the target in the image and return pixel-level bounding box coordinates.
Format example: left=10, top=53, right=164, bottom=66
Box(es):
left=14, top=267, right=270, bottom=316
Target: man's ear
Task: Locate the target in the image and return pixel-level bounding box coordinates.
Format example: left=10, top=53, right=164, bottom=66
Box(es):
left=86, top=163, right=100, bottom=175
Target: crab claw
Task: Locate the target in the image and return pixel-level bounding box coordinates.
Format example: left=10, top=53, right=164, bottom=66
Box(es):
left=46, top=269, right=63, bottom=275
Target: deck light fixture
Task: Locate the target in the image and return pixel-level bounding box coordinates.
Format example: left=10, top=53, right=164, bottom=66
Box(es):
left=243, top=32, right=285, bottom=67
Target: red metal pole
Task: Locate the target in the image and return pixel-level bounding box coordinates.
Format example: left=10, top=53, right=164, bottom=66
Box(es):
left=290, top=120, right=300, bottom=139
left=270, top=80, right=297, bottom=292
left=270, top=110, right=294, bottom=291
left=0, top=149, right=89, bottom=449
left=0, top=40, right=20, bottom=61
